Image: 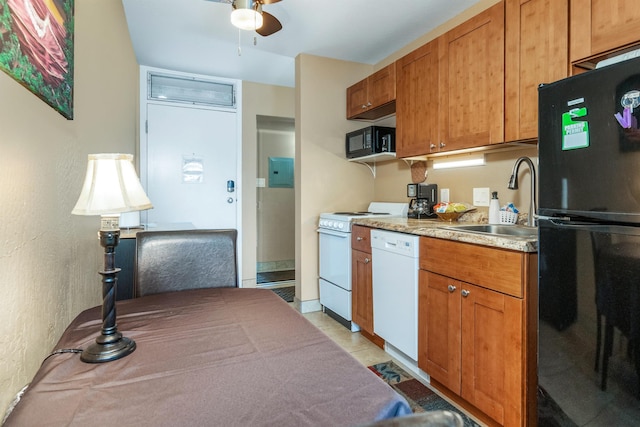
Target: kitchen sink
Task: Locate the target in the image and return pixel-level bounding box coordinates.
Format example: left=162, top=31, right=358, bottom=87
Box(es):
left=440, top=224, right=538, bottom=238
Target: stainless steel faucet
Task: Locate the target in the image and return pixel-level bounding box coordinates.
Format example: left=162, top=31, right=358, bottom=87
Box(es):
left=508, top=156, right=537, bottom=227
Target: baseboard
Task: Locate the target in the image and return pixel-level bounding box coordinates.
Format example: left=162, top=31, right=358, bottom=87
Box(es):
left=296, top=298, right=321, bottom=314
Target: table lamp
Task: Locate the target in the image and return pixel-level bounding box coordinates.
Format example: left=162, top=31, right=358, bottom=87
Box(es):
left=72, top=153, right=152, bottom=363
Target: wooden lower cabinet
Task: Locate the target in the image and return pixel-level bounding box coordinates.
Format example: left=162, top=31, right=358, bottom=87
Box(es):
left=418, top=237, right=536, bottom=426
left=352, top=225, right=374, bottom=335
left=352, top=249, right=373, bottom=334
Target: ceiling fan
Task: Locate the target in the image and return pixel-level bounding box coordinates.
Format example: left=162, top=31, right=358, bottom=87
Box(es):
left=208, top=0, right=283, bottom=36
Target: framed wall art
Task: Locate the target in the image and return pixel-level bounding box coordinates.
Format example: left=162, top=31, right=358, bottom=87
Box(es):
left=0, top=0, right=74, bottom=119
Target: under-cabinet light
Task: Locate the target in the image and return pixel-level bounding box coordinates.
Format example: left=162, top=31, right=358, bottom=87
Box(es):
left=432, top=154, right=486, bottom=170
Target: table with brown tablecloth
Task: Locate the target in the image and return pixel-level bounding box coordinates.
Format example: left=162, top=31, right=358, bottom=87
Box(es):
left=4, top=288, right=410, bottom=426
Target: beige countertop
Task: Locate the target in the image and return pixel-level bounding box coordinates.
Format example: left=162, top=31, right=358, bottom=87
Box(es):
left=352, top=217, right=538, bottom=253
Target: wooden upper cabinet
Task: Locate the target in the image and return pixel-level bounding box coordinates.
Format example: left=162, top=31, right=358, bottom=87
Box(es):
left=505, top=0, right=569, bottom=142
left=395, top=39, right=439, bottom=158
left=347, top=79, right=369, bottom=119
left=346, top=63, right=396, bottom=120
left=571, top=0, right=640, bottom=64
left=438, top=2, right=505, bottom=151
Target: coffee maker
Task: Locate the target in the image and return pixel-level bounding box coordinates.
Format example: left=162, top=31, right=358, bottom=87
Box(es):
left=407, top=183, right=438, bottom=219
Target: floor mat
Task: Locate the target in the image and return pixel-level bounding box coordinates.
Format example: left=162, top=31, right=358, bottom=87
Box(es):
left=270, top=286, right=295, bottom=303
left=370, top=360, right=577, bottom=427
left=368, top=361, right=480, bottom=427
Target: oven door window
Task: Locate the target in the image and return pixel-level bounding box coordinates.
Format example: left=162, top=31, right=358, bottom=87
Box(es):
left=318, top=230, right=351, bottom=290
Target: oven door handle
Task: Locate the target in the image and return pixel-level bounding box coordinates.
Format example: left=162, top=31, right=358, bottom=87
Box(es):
left=317, top=228, right=350, bottom=238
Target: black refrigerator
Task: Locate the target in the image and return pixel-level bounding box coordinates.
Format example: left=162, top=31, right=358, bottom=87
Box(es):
left=538, top=56, right=640, bottom=425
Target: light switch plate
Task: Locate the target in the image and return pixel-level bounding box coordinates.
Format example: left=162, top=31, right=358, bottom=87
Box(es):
left=473, top=187, right=490, bottom=206
left=440, top=188, right=450, bottom=203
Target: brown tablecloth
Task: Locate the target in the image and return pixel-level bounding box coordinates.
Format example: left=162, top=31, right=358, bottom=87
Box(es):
left=5, top=288, right=410, bottom=426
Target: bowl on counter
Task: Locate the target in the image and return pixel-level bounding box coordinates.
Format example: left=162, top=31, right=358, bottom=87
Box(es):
left=435, top=211, right=461, bottom=222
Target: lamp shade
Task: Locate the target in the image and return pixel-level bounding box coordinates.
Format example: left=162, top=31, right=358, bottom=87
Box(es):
left=231, top=0, right=263, bottom=30
left=72, top=154, right=153, bottom=216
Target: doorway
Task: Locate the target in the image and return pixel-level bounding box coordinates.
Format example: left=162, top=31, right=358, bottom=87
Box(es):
left=144, top=103, right=238, bottom=229
left=256, top=115, right=295, bottom=289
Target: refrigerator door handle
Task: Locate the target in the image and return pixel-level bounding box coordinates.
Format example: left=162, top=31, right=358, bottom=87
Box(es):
left=541, top=218, right=640, bottom=236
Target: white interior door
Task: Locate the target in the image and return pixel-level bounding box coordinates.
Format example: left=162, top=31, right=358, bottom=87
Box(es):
left=144, top=103, right=238, bottom=229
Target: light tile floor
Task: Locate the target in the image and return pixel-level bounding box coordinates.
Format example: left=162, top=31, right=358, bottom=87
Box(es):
left=300, top=310, right=391, bottom=367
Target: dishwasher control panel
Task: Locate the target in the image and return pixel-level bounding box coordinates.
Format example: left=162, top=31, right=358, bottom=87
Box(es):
left=370, top=229, right=419, bottom=257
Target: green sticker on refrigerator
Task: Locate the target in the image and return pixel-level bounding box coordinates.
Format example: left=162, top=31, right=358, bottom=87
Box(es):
left=562, top=107, right=589, bottom=150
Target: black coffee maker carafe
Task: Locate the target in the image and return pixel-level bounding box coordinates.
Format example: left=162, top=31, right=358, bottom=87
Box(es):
left=407, top=183, right=438, bottom=219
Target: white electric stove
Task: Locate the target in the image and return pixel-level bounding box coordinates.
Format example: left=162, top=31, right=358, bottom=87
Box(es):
left=317, top=202, right=408, bottom=331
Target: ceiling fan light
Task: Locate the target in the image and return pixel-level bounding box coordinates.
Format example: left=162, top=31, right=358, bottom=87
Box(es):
left=231, top=8, right=263, bottom=31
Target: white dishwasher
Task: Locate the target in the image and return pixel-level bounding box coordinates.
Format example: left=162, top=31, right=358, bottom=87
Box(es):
left=371, top=229, right=420, bottom=361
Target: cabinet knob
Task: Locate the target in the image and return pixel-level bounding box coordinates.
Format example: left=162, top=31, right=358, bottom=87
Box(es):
left=439, top=142, right=446, bottom=149
left=366, top=102, right=372, bottom=107
left=430, top=144, right=436, bottom=150
left=356, top=236, right=364, bottom=241
left=447, top=284, right=456, bottom=293
left=364, top=257, right=370, bottom=264
left=362, top=104, right=367, bottom=109
left=461, top=289, right=470, bottom=297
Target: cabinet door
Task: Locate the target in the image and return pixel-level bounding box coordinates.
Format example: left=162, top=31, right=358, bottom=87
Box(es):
left=418, top=271, right=461, bottom=392
left=439, top=2, right=504, bottom=151
left=346, top=79, right=369, bottom=119
left=368, top=63, right=396, bottom=110
left=571, top=0, right=640, bottom=63
left=396, top=39, right=439, bottom=157
left=352, top=249, right=373, bottom=334
left=460, top=283, right=523, bottom=427
left=505, top=0, right=569, bottom=142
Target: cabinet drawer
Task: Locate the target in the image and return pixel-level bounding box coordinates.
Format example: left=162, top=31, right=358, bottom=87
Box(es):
left=420, top=237, right=524, bottom=298
left=351, top=225, right=372, bottom=253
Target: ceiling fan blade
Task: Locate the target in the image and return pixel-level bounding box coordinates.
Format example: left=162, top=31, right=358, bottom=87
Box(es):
left=256, top=11, right=282, bottom=36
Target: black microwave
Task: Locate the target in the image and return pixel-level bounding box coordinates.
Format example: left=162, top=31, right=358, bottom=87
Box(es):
left=345, top=126, right=395, bottom=159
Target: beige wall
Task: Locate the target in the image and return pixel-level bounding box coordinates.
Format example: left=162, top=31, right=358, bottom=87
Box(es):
left=0, top=1, right=138, bottom=416
left=374, top=148, right=538, bottom=217
left=257, top=128, right=295, bottom=265
left=295, top=54, right=378, bottom=306
left=241, top=82, right=295, bottom=287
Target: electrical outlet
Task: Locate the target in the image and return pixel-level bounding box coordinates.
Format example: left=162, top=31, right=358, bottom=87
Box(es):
left=440, top=188, right=450, bottom=203
left=473, top=187, right=490, bottom=206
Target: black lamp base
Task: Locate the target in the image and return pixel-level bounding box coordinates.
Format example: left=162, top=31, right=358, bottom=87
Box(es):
left=81, top=335, right=136, bottom=363
left=81, top=226, right=136, bottom=363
